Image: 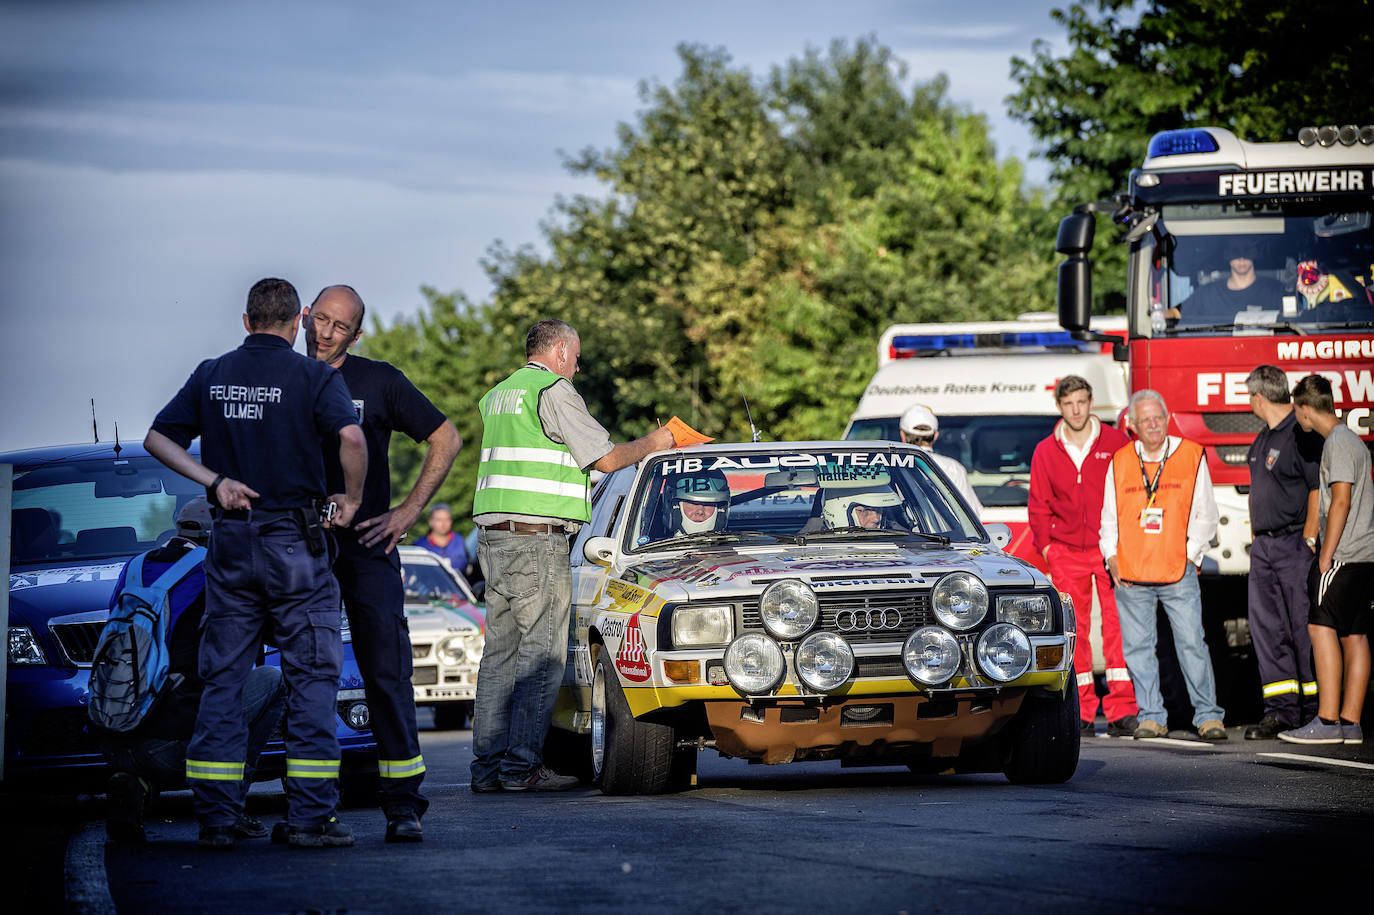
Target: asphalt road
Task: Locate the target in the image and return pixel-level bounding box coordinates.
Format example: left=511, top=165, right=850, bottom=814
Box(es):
left=10, top=709, right=1366, bottom=915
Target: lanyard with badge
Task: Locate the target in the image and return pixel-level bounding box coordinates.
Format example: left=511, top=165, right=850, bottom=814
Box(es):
left=1136, top=441, right=1171, bottom=534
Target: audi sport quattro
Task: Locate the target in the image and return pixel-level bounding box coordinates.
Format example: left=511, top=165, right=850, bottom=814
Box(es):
left=545, top=441, right=1079, bottom=794
left=397, top=546, right=484, bottom=730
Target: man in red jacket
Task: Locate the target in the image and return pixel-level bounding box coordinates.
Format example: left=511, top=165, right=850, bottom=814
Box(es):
left=1029, top=375, right=1139, bottom=737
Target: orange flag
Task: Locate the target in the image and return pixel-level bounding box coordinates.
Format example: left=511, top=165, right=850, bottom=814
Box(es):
left=664, top=415, right=713, bottom=446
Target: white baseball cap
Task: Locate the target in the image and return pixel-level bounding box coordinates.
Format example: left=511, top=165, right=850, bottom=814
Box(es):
left=899, top=403, right=939, bottom=436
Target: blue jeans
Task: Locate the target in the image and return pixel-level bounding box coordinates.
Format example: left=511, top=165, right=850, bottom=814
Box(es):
left=471, top=528, right=572, bottom=784
left=1114, top=568, right=1225, bottom=728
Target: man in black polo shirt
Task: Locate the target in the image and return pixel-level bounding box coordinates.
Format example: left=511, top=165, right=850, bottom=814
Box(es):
left=1243, top=364, right=1322, bottom=739
left=145, top=278, right=366, bottom=848
left=304, top=284, right=461, bottom=843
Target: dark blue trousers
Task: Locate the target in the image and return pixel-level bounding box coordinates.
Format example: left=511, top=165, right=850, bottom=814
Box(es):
left=1248, top=533, right=1317, bottom=726
left=188, top=518, right=342, bottom=828
left=333, top=532, right=427, bottom=817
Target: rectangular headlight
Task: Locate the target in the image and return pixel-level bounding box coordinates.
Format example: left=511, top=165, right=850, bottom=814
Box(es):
left=9, top=627, right=48, bottom=664
left=996, top=595, right=1052, bottom=633
left=671, top=605, right=733, bottom=648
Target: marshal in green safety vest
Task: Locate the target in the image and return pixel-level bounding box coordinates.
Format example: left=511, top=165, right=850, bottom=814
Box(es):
left=473, top=366, right=591, bottom=522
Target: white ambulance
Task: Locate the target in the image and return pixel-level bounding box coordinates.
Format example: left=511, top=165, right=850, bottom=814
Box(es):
left=843, top=312, right=1129, bottom=571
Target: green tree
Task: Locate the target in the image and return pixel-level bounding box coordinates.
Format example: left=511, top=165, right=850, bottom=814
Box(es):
left=1008, top=0, right=1374, bottom=309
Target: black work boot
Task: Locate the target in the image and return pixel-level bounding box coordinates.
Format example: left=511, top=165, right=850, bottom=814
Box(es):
left=105, top=772, right=149, bottom=844
left=385, top=810, right=423, bottom=843
left=272, top=815, right=354, bottom=848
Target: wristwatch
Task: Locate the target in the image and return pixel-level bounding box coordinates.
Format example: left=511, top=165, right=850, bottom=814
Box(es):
left=1304, top=536, right=1317, bottom=549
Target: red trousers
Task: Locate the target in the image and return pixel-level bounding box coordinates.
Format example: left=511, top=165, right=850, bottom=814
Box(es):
left=1048, top=543, right=1139, bottom=723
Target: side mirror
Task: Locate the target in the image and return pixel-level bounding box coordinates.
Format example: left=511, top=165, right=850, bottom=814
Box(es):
left=583, top=536, right=616, bottom=567
left=1056, top=212, right=1095, bottom=333
left=984, top=522, right=1013, bottom=550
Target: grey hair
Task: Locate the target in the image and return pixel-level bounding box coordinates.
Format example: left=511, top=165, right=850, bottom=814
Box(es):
left=525, top=319, right=577, bottom=358
left=1246, top=365, right=1290, bottom=404
left=1127, top=389, right=1168, bottom=423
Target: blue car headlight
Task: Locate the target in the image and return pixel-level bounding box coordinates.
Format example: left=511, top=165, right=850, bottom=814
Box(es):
left=9, top=627, right=46, bottom=665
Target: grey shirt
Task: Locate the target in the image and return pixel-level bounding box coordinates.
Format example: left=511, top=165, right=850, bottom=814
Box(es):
left=474, top=361, right=614, bottom=533
left=1319, top=423, right=1374, bottom=564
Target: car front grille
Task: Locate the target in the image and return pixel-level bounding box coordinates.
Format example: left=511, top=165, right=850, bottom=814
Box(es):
left=21, top=707, right=102, bottom=758
left=740, top=590, right=934, bottom=645
left=50, top=622, right=105, bottom=666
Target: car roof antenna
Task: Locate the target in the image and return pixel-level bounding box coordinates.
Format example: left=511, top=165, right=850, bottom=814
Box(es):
left=740, top=385, right=761, bottom=443
left=91, top=398, right=99, bottom=443
left=113, top=422, right=122, bottom=459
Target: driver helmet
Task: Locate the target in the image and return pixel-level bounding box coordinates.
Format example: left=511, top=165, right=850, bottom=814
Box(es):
left=668, top=470, right=731, bottom=535
left=822, top=484, right=902, bottom=529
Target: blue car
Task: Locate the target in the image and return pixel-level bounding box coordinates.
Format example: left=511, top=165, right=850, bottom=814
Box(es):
left=4, top=440, right=379, bottom=800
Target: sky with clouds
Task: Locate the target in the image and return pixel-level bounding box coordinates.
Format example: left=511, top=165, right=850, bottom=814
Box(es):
left=0, top=0, right=1065, bottom=452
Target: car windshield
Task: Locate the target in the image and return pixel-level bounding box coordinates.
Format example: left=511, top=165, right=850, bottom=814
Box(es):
left=401, top=559, right=468, bottom=603
left=628, top=447, right=983, bottom=550
left=1147, top=203, right=1374, bottom=334
left=10, top=455, right=204, bottom=566
left=845, top=416, right=1056, bottom=508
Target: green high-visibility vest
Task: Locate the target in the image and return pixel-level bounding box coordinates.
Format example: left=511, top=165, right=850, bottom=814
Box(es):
left=473, top=366, right=591, bottom=522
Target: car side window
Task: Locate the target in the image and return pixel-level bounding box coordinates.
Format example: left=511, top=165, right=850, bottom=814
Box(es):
left=571, top=468, right=633, bottom=566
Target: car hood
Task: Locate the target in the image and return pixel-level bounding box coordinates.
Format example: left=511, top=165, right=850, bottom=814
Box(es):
left=622, top=542, right=1042, bottom=601
left=8, top=561, right=127, bottom=628
left=403, top=599, right=485, bottom=636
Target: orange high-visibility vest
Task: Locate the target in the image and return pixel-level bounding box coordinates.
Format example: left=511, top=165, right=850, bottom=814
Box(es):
left=1112, top=438, right=1204, bottom=584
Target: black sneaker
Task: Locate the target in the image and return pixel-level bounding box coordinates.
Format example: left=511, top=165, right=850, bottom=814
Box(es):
left=198, top=825, right=237, bottom=850
left=1244, top=716, right=1285, bottom=740
left=499, top=766, right=581, bottom=792
left=385, top=811, right=423, bottom=843
left=1107, top=715, right=1140, bottom=738
left=277, top=815, right=354, bottom=848
left=1080, top=719, right=1096, bottom=738
left=471, top=778, right=503, bottom=793
left=105, top=772, right=148, bottom=844
left=232, top=814, right=269, bottom=840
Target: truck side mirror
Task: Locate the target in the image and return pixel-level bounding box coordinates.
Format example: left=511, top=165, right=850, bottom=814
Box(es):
left=1056, top=213, right=1095, bottom=333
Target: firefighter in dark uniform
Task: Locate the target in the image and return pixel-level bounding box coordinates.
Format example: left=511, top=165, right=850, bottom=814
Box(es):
left=304, top=284, right=461, bottom=843
left=145, top=278, right=367, bottom=849
left=1243, top=365, right=1323, bottom=739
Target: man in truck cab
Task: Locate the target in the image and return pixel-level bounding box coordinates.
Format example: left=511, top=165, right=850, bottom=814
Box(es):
left=1166, top=238, right=1284, bottom=324
left=1029, top=375, right=1138, bottom=737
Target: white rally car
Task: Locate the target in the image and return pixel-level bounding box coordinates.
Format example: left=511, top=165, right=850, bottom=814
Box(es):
left=398, top=546, right=485, bottom=730
left=544, top=441, right=1078, bottom=794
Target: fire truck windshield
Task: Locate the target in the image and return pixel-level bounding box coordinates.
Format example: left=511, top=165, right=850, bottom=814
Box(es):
left=1145, top=202, right=1374, bottom=335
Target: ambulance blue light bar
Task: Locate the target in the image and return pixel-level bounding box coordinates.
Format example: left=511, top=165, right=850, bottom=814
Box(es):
left=1147, top=129, right=1221, bottom=158
left=888, top=331, right=1084, bottom=359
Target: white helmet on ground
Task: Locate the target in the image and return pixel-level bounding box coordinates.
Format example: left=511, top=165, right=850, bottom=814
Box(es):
left=821, top=485, right=903, bottom=529
left=669, top=471, right=731, bottom=535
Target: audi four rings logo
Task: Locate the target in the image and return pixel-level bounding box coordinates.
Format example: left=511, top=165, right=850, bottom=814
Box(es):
left=833, top=608, right=903, bottom=632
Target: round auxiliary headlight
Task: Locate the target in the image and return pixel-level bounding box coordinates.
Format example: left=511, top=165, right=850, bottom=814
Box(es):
left=976, top=623, right=1033, bottom=683
left=931, top=572, right=988, bottom=630
left=437, top=635, right=467, bottom=666
left=759, top=579, right=820, bottom=640
left=795, top=632, right=855, bottom=693
left=345, top=701, right=371, bottom=731
left=723, top=633, right=785, bottom=695
left=902, top=626, right=961, bottom=686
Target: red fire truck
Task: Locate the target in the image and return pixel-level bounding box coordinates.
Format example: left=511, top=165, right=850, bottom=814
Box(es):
left=1056, top=125, right=1374, bottom=698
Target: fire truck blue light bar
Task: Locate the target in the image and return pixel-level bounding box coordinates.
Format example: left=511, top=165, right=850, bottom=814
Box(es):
left=1147, top=129, right=1221, bottom=158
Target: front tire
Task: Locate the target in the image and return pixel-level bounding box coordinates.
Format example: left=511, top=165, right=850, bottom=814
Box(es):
left=1001, top=685, right=1080, bottom=784
left=591, top=651, right=676, bottom=795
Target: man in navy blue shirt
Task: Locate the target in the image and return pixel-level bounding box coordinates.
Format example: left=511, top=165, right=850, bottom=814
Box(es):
left=1243, top=365, right=1322, bottom=739
left=304, top=284, right=461, bottom=843
left=145, top=277, right=366, bottom=849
